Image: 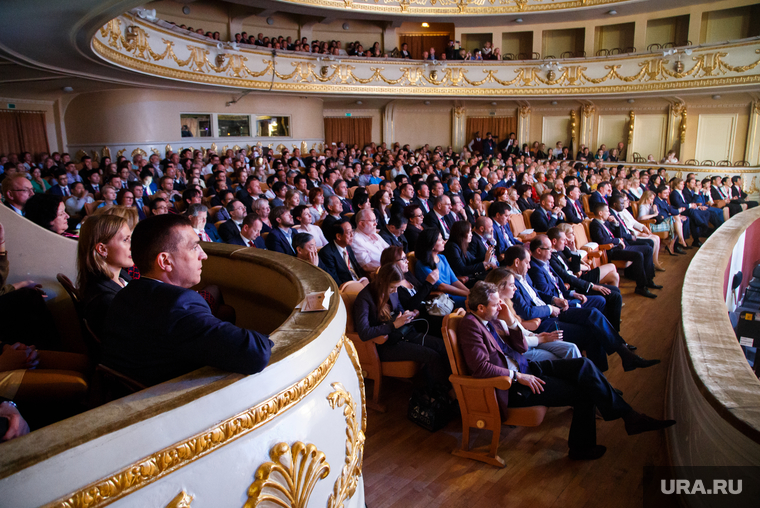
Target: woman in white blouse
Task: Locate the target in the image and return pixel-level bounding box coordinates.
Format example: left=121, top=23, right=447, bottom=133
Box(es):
left=484, top=269, right=581, bottom=362
left=294, top=204, right=328, bottom=248
left=506, top=187, right=522, bottom=215
left=614, top=196, right=665, bottom=271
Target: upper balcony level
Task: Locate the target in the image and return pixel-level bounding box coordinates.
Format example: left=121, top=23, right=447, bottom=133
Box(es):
left=93, top=10, right=760, bottom=98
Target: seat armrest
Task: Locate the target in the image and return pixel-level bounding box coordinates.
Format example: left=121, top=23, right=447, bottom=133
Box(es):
left=522, top=318, right=541, bottom=331
left=640, top=218, right=656, bottom=226
left=598, top=243, right=615, bottom=251
left=449, top=374, right=513, bottom=390
left=365, top=335, right=389, bottom=345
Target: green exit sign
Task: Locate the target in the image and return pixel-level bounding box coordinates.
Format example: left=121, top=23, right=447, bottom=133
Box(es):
left=7, top=103, right=16, bottom=109
left=345, top=113, right=352, bottom=117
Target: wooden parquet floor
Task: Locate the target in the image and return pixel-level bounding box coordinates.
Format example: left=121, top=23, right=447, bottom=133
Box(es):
left=363, top=246, right=696, bottom=508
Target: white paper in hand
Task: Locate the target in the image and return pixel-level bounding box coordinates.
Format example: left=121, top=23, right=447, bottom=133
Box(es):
left=296, top=287, right=333, bottom=312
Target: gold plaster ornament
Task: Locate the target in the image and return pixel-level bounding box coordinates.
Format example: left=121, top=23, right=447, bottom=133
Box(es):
left=245, top=442, right=330, bottom=508
left=151, top=148, right=160, bottom=156
left=101, top=146, right=111, bottom=159
left=166, top=144, right=172, bottom=153
left=627, top=111, right=635, bottom=148
left=116, top=148, right=127, bottom=158
left=679, top=108, right=687, bottom=145
left=75, top=150, right=87, bottom=161
left=165, top=491, right=193, bottom=508
left=131, top=148, right=147, bottom=158
left=326, top=382, right=365, bottom=508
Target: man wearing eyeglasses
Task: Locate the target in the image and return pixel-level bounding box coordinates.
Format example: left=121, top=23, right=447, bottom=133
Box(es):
left=352, top=209, right=389, bottom=272
left=2, top=175, right=34, bottom=216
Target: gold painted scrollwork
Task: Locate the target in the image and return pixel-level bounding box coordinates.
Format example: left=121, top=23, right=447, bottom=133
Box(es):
left=326, top=382, right=365, bottom=508
left=454, top=106, right=465, bottom=118
left=679, top=108, right=687, bottom=145
left=101, top=146, right=111, bottom=159
left=519, top=105, right=531, bottom=118
left=166, top=490, right=194, bottom=508
left=627, top=111, right=635, bottom=148
left=245, top=442, right=330, bottom=508
left=131, top=148, right=147, bottom=158
left=570, top=110, right=577, bottom=146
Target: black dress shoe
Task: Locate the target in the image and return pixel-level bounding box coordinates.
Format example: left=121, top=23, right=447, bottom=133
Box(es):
left=625, top=342, right=637, bottom=351
left=682, top=244, right=694, bottom=250
left=674, top=245, right=686, bottom=254
left=613, top=387, right=624, bottom=396
left=635, top=287, right=658, bottom=298
left=692, top=240, right=702, bottom=248
left=622, top=355, right=661, bottom=372
left=624, top=413, right=676, bottom=436
left=646, top=281, right=663, bottom=290
left=569, top=445, right=607, bottom=460
left=666, top=248, right=679, bottom=257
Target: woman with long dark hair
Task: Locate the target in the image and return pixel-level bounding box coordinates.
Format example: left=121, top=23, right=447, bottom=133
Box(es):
left=414, top=227, right=469, bottom=307
left=24, top=194, right=72, bottom=237
left=443, top=220, right=495, bottom=285
left=353, top=262, right=449, bottom=393
left=370, top=189, right=392, bottom=231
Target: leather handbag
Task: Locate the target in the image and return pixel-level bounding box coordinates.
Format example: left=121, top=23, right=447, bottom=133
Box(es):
left=425, top=293, right=455, bottom=316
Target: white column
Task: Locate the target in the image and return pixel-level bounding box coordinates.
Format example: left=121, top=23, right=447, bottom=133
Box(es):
left=744, top=101, right=760, bottom=165
left=517, top=106, right=531, bottom=147
left=579, top=104, right=595, bottom=150
left=382, top=101, right=396, bottom=145
left=452, top=106, right=466, bottom=152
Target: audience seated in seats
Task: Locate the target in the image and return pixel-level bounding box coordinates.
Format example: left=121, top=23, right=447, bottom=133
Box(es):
left=689, top=177, right=728, bottom=224
left=308, top=187, right=327, bottom=224
left=669, top=178, right=708, bottom=247
left=413, top=181, right=431, bottom=214
left=610, top=195, right=664, bottom=271
left=414, top=227, right=469, bottom=308
left=293, top=205, right=328, bottom=248
left=101, top=214, right=273, bottom=386
left=731, top=176, right=758, bottom=209
left=457, top=280, right=675, bottom=460
left=353, top=263, right=451, bottom=395
left=0, top=222, right=61, bottom=351
left=403, top=204, right=425, bottom=252
left=218, top=199, right=248, bottom=244
left=266, top=206, right=297, bottom=255
left=77, top=213, right=135, bottom=343
left=502, top=247, right=657, bottom=372
left=516, top=184, right=538, bottom=212
left=334, top=179, right=354, bottom=215
left=423, top=195, right=454, bottom=241
left=251, top=198, right=273, bottom=233
left=468, top=216, right=497, bottom=267
left=24, top=194, right=74, bottom=238
left=589, top=202, right=660, bottom=300
left=320, top=195, right=345, bottom=242
left=483, top=269, right=580, bottom=361
left=149, top=197, right=169, bottom=216
left=465, top=192, right=486, bottom=225
left=97, top=185, right=117, bottom=210
left=488, top=201, right=523, bottom=261
left=528, top=234, right=623, bottom=334
left=390, top=182, right=415, bottom=217
left=64, top=181, right=93, bottom=227
left=379, top=214, right=409, bottom=253
left=371, top=189, right=392, bottom=231
left=443, top=220, right=495, bottom=286
left=563, top=185, right=587, bottom=223
left=352, top=209, right=390, bottom=272
left=710, top=176, right=745, bottom=217
left=293, top=232, right=326, bottom=270
left=319, top=219, right=366, bottom=286
left=186, top=203, right=221, bottom=243
left=653, top=184, right=693, bottom=248
left=2, top=174, right=34, bottom=216
left=637, top=190, right=687, bottom=255
left=379, top=245, right=444, bottom=333
left=588, top=181, right=611, bottom=210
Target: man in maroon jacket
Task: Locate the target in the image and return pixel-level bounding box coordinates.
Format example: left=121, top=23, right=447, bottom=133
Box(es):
left=457, top=281, right=674, bottom=460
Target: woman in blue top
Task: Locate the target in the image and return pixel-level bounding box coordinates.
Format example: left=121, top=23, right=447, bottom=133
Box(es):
left=414, top=227, right=469, bottom=308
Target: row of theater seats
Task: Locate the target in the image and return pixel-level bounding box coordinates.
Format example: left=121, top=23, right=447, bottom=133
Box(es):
left=340, top=279, right=544, bottom=468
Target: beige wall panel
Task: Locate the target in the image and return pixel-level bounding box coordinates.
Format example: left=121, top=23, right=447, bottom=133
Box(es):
left=242, top=13, right=300, bottom=40
left=64, top=90, right=324, bottom=144
left=394, top=108, right=451, bottom=149
left=633, top=114, right=667, bottom=160
left=151, top=0, right=230, bottom=39
left=695, top=113, right=737, bottom=162
left=313, top=20, right=384, bottom=51
left=597, top=115, right=628, bottom=153
left=541, top=116, right=571, bottom=149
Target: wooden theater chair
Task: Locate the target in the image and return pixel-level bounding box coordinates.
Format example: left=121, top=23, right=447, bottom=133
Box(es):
left=339, top=279, right=419, bottom=412
left=442, top=310, right=547, bottom=468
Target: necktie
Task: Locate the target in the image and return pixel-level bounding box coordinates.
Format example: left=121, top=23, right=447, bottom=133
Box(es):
left=574, top=200, right=583, bottom=217
left=440, top=217, right=449, bottom=235
left=602, top=221, right=615, bottom=240
left=545, top=265, right=562, bottom=296
left=616, top=212, right=631, bottom=237
left=486, top=322, right=528, bottom=374
left=344, top=249, right=359, bottom=281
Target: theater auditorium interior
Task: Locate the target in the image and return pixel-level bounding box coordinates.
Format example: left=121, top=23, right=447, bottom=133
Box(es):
left=1, top=0, right=760, bottom=506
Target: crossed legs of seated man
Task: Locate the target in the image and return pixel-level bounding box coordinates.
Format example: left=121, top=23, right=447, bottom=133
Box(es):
left=458, top=282, right=676, bottom=460
left=605, top=242, right=660, bottom=298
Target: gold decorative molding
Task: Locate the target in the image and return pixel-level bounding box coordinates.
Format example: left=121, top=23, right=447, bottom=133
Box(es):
left=343, top=337, right=367, bottom=433
left=165, top=490, right=193, bottom=508
left=245, top=442, right=330, bottom=508
left=582, top=104, right=595, bottom=117
left=116, top=148, right=126, bottom=158
left=75, top=149, right=87, bottom=161
left=150, top=148, right=160, bottom=156
left=519, top=105, right=531, bottom=118
left=679, top=108, right=688, bottom=145
left=90, top=150, right=100, bottom=163
left=101, top=146, right=111, bottom=159
left=271, top=0, right=626, bottom=16
left=165, top=144, right=172, bottom=153
left=326, top=382, right=365, bottom=508
left=130, top=147, right=147, bottom=158
left=44, top=337, right=345, bottom=508
left=627, top=110, right=635, bottom=148
left=92, top=17, right=760, bottom=97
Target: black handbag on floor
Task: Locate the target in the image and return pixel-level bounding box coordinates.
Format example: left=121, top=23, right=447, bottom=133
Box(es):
left=407, top=388, right=457, bottom=432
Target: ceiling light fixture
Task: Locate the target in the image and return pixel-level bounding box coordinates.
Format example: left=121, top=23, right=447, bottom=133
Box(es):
left=342, top=22, right=350, bottom=30
left=515, top=18, right=523, bottom=23
left=551, top=101, right=558, bottom=105
left=424, top=100, right=431, bottom=105
left=491, top=101, right=497, bottom=106
left=627, top=99, right=635, bottom=103
left=266, top=17, right=274, bottom=25
left=422, top=22, right=429, bottom=28
left=356, top=100, right=363, bottom=105
left=712, top=95, right=721, bottom=100
left=608, top=10, right=617, bottom=15
left=62, top=86, right=74, bottom=93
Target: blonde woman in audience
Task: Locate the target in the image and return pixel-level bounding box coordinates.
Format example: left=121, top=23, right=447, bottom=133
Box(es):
left=534, top=172, right=550, bottom=196
left=96, top=185, right=117, bottom=209
left=636, top=190, right=686, bottom=256
left=506, top=187, right=522, bottom=215
left=77, top=213, right=134, bottom=342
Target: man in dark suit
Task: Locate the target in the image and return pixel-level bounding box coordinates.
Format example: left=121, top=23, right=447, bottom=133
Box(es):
left=684, top=177, right=723, bottom=228
left=319, top=219, right=366, bottom=286
left=236, top=177, right=264, bottom=214
left=563, top=185, right=587, bottom=224
left=49, top=171, right=71, bottom=197
left=412, top=181, right=431, bottom=214
left=669, top=180, right=708, bottom=246
left=731, top=176, right=758, bottom=208
left=589, top=203, right=660, bottom=299
left=320, top=195, right=345, bottom=242
left=654, top=185, right=691, bottom=245
left=531, top=193, right=565, bottom=233
left=265, top=206, right=297, bottom=255
left=101, top=214, right=273, bottom=387
left=546, top=227, right=623, bottom=332
left=218, top=200, right=248, bottom=244
left=85, top=171, right=102, bottom=197
left=423, top=194, right=453, bottom=241
left=588, top=181, right=611, bottom=210
left=390, top=182, right=415, bottom=217
left=503, top=246, right=658, bottom=373
left=220, top=213, right=265, bottom=248
left=457, top=281, right=674, bottom=460
left=379, top=214, right=409, bottom=253
left=529, top=234, right=622, bottom=332
left=468, top=216, right=496, bottom=266
left=488, top=201, right=522, bottom=263
left=465, top=193, right=485, bottom=226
